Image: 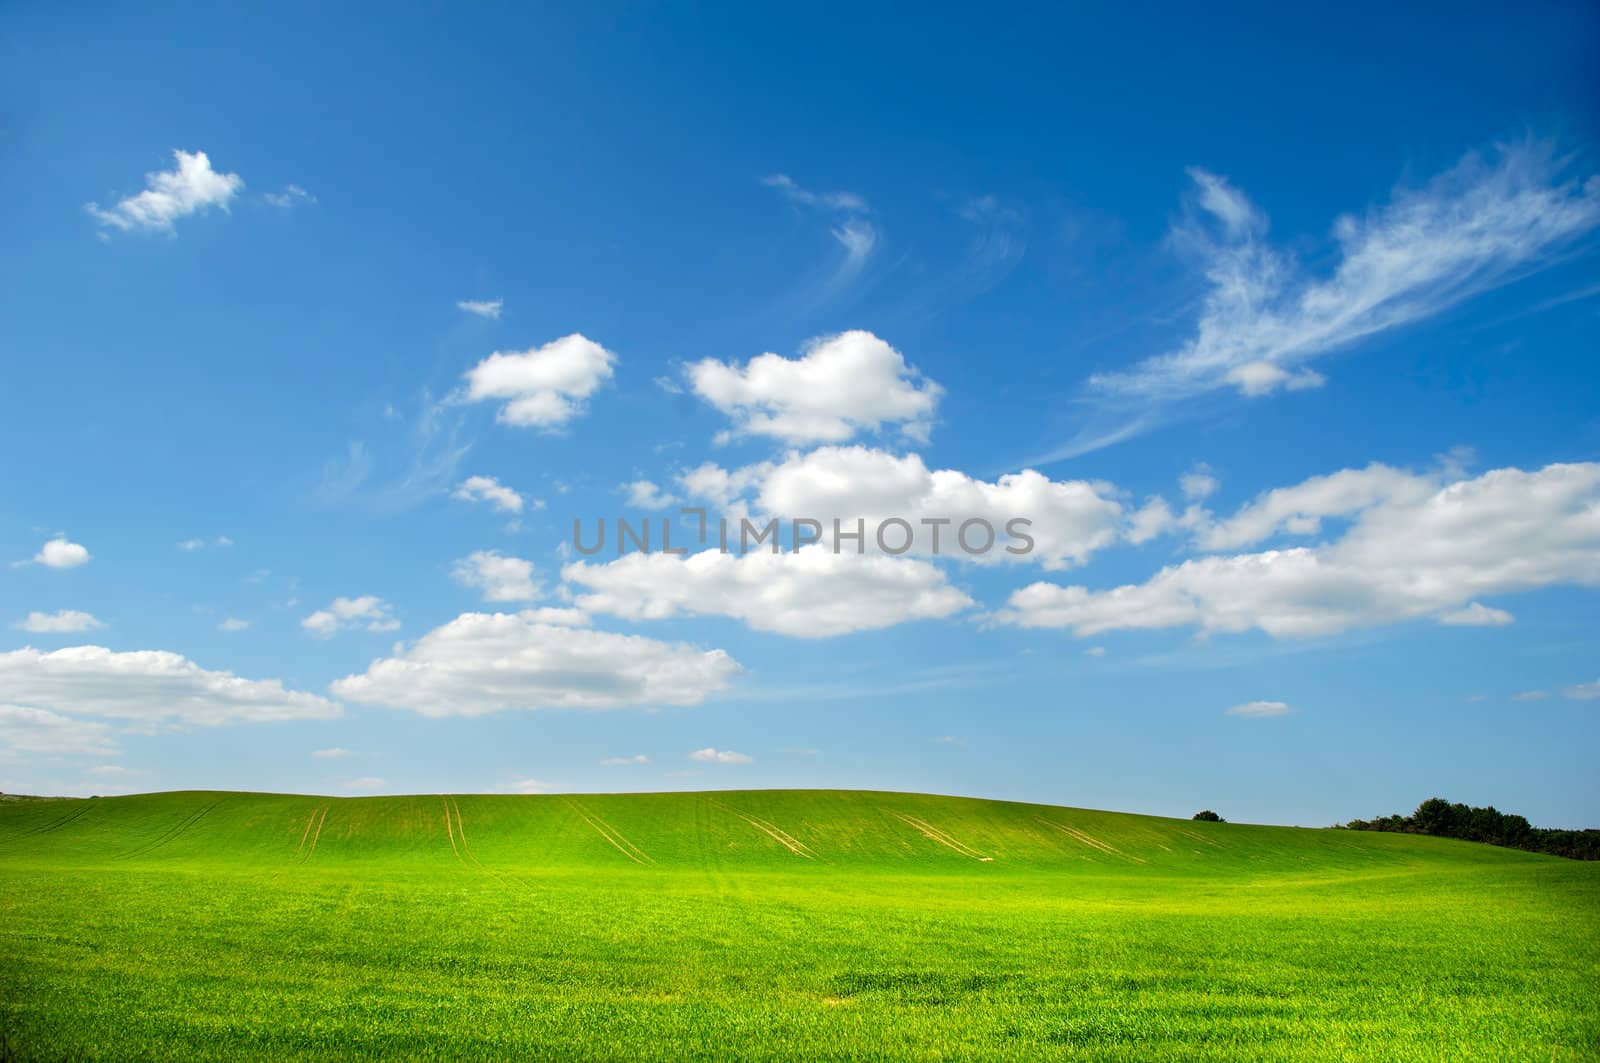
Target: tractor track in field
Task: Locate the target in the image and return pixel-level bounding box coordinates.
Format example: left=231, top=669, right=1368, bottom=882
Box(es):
left=566, top=799, right=654, bottom=865
left=444, top=796, right=542, bottom=892
left=1036, top=818, right=1147, bottom=863
left=116, top=798, right=226, bottom=861
left=710, top=799, right=819, bottom=859
left=14, top=802, right=95, bottom=839
left=888, top=811, right=993, bottom=862
left=297, top=805, right=330, bottom=863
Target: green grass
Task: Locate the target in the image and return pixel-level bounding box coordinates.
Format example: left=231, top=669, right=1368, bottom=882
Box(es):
left=1, top=790, right=1596, bottom=1061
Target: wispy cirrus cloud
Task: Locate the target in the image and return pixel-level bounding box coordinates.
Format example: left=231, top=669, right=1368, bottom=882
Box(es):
left=762, top=173, right=878, bottom=293
left=1036, top=140, right=1600, bottom=462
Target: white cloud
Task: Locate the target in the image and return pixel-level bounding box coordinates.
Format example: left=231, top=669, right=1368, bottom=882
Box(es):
left=686, top=331, right=942, bottom=445
left=0, top=646, right=340, bottom=726
left=1194, top=462, right=1439, bottom=551
left=30, top=538, right=90, bottom=569
left=1180, top=467, right=1220, bottom=502
left=503, top=778, right=553, bottom=794
left=761, top=174, right=868, bottom=213
left=1085, top=646, right=1107, bottom=657
left=16, top=610, right=104, bottom=634
left=88, top=149, right=244, bottom=234
left=692, top=445, right=1125, bottom=570
left=218, top=618, right=250, bottom=632
left=452, top=550, right=540, bottom=603
left=1226, top=700, right=1292, bottom=717
left=263, top=184, right=314, bottom=209
left=311, top=747, right=350, bottom=759
left=453, top=475, right=525, bottom=513
left=1127, top=498, right=1175, bottom=545
left=1439, top=602, right=1514, bottom=627
left=457, top=298, right=503, bottom=319
left=601, top=754, right=650, bottom=766
left=1226, top=362, right=1327, bottom=397
left=461, top=333, right=616, bottom=429
left=1512, top=690, right=1551, bottom=702
left=0, top=704, right=120, bottom=758
left=301, top=596, right=400, bottom=637
left=330, top=611, right=740, bottom=716
left=177, top=535, right=232, bottom=552
left=1096, top=144, right=1600, bottom=403
left=564, top=546, right=973, bottom=638
left=343, top=777, right=386, bottom=792
left=624, top=480, right=678, bottom=510
left=999, top=461, right=1600, bottom=639
left=688, top=747, right=751, bottom=764
left=1563, top=678, right=1600, bottom=701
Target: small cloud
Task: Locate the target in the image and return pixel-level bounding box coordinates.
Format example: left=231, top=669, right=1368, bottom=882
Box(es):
left=301, top=596, right=399, bottom=637
left=1180, top=465, right=1219, bottom=501
left=452, top=550, right=540, bottom=603
left=311, top=747, right=351, bottom=759
left=453, top=475, right=524, bottom=514
left=1225, top=700, right=1292, bottom=717
left=1438, top=602, right=1514, bottom=627
left=342, top=776, right=386, bottom=792
left=931, top=735, right=963, bottom=745
left=1511, top=690, right=1550, bottom=702
left=1227, top=362, right=1327, bottom=397
left=688, top=747, right=752, bottom=765
left=1561, top=678, right=1600, bottom=701
left=88, top=149, right=243, bottom=235
left=1084, top=646, right=1108, bottom=657
left=600, top=754, right=650, bottom=766
left=504, top=777, right=551, bottom=794
left=218, top=618, right=250, bottom=633
left=623, top=480, right=678, bottom=510
left=28, top=538, right=90, bottom=569
left=457, top=298, right=504, bottom=320
left=263, top=184, right=314, bottom=209
left=16, top=610, right=104, bottom=634
left=178, top=535, right=233, bottom=552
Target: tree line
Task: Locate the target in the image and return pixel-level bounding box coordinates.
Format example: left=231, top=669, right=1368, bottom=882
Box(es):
left=1341, top=797, right=1600, bottom=860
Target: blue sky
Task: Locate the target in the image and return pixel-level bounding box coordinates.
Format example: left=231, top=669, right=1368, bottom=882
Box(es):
left=3, top=3, right=1598, bottom=826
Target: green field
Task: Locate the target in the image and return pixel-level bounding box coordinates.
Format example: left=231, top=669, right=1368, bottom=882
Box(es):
left=1, top=790, right=1596, bottom=1061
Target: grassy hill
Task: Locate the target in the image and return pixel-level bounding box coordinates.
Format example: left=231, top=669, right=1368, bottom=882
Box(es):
left=2, top=790, right=1597, bottom=1060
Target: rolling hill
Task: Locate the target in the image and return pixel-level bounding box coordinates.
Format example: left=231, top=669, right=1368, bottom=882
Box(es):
left=2, top=790, right=1596, bottom=1060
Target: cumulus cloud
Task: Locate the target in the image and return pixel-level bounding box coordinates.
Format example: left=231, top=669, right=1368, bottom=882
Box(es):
left=686, top=331, right=942, bottom=444
left=688, top=747, right=752, bottom=764
left=15, top=610, right=104, bottom=634
left=452, top=550, right=540, bottom=603
left=329, top=611, right=740, bottom=716
left=1226, top=700, right=1292, bottom=717
left=453, top=474, right=525, bottom=513
left=601, top=754, right=650, bottom=766
left=311, top=747, right=350, bottom=759
left=564, top=546, right=973, bottom=638
left=0, top=704, right=121, bottom=758
left=88, top=149, right=243, bottom=234
left=686, top=445, right=1124, bottom=570
left=0, top=646, right=340, bottom=726
left=29, top=538, right=90, bottom=569
left=1180, top=467, right=1220, bottom=502
left=624, top=480, right=679, bottom=510
left=461, top=333, right=617, bottom=429
left=457, top=298, right=503, bottom=319
left=301, top=596, right=400, bottom=637
left=218, top=618, right=250, bottom=632
left=998, top=461, right=1600, bottom=639
left=177, top=535, right=232, bottom=551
